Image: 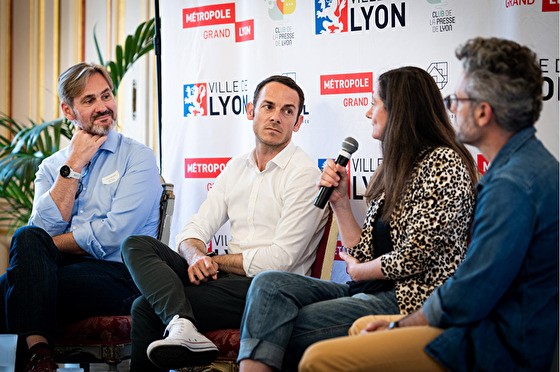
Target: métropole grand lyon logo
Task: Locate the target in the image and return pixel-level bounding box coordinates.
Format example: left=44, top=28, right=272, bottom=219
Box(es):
left=184, top=157, right=232, bottom=254
left=542, top=0, right=559, bottom=11
left=184, top=158, right=231, bottom=179
left=182, top=3, right=254, bottom=42
left=320, top=72, right=373, bottom=95
left=504, top=0, right=559, bottom=11
left=320, top=72, right=373, bottom=107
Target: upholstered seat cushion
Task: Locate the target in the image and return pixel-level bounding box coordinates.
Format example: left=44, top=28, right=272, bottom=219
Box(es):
left=204, top=329, right=240, bottom=359
left=57, top=316, right=240, bottom=357
left=56, top=315, right=132, bottom=346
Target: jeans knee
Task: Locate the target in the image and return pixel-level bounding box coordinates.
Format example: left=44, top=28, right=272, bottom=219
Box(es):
left=9, top=226, right=54, bottom=259
left=12, top=225, right=48, bottom=242
left=247, top=272, right=300, bottom=304
left=251, top=271, right=286, bottom=292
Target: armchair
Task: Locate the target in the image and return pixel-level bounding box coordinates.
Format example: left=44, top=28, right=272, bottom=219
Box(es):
left=53, top=178, right=175, bottom=371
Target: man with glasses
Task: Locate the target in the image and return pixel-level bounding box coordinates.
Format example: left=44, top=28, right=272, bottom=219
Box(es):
left=0, top=62, right=161, bottom=371
left=443, top=94, right=478, bottom=112
left=299, top=36, right=559, bottom=372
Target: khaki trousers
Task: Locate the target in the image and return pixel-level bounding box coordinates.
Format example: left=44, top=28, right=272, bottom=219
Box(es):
left=299, top=315, right=446, bottom=372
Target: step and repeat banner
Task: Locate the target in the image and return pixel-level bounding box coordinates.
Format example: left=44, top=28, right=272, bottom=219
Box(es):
left=160, top=0, right=559, bottom=282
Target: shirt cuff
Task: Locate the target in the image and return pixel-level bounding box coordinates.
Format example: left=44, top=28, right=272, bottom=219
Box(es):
left=242, top=249, right=258, bottom=277
left=175, top=227, right=207, bottom=252
left=72, top=223, right=103, bottom=259
left=29, top=194, right=69, bottom=234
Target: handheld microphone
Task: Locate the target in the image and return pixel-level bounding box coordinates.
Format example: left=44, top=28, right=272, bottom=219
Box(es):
left=314, top=137, right=359, bottom=209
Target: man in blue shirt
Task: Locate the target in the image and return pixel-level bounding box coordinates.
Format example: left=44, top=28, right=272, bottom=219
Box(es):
left=0, top=62, right=161, bottom=371
left=298, top=37, right=559, bottom=372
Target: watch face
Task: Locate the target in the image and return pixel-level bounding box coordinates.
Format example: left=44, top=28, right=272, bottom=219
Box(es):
left=60, top=165, right=71, bottom=177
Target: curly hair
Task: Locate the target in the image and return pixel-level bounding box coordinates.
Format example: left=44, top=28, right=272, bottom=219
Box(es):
left=456, top=37, right=543, bottom=132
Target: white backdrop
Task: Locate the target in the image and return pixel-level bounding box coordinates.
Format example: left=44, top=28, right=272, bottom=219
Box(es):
left=159, top=0, right=559, bottom=282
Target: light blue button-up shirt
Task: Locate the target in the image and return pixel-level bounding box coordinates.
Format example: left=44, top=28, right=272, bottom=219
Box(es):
left=423, top=126, right=559, bottom=371
left=29, top=129, right=161, bottom=262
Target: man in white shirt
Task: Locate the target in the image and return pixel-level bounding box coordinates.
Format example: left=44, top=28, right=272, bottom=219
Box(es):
left=121, top=75, right=328, bottom=371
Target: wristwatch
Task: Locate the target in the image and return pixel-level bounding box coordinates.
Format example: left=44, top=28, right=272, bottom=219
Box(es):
left=59, top=165, right=82, bottom=180
left=387, top=321, right=400, bottom=330
left=206, top=251, right=217, bottom=257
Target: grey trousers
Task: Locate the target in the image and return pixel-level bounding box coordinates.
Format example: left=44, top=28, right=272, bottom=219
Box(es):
left=121, top=235, right=252, bottom=372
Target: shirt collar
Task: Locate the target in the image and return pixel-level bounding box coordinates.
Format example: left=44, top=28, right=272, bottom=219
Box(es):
left=99, top=129, right=119, bottom=154
left=248, top=141, right=296, bottom=171
left=478, top=126, right=535, bottom=186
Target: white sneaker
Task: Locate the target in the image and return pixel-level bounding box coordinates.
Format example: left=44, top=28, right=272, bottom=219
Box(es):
left=147, top=315, right=219, bottom=369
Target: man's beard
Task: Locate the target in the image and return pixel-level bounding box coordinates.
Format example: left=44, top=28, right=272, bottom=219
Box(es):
left=74, top=109, right=116, bottom=135
left=88, top=120, right=115, bottom=135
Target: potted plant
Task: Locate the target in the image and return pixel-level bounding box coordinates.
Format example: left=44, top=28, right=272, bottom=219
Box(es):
left=0, top=18, right=155, bottom=232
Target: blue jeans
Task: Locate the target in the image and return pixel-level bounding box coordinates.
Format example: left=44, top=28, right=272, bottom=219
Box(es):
left=237, top=271, right=399, bottom=370
left=0, top=226, right=140, bottom=344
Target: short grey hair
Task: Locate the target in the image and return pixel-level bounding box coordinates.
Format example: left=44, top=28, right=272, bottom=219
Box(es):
left=58, top=63, right=113, bottom=107
left=456, top=37, right=543, bottom=132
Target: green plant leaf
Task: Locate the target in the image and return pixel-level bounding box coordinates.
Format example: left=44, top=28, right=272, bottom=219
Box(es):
left=124, top=35, right=135, bottom=68
left=0, top=117, right=73, bottom=229
left=95, top=18, right=154, bottom=96
left=139, top=18, right=155, bottom=47
left=0, top=177, right=34, bottom=232
left=115, top=45, right=124, bottom=78
left=106, top=61, right=120, bottom=94
left=93, top=24, right=106, bottom=67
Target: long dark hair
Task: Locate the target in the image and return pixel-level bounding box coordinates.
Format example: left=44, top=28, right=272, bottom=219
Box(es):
left=365, top=66, right=477, bottom=222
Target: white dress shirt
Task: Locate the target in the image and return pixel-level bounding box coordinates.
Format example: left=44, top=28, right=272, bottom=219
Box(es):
left=176, top=141, right=328, bottom=277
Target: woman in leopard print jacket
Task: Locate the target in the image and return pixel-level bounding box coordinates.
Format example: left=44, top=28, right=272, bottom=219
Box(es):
left=237, top=66, right=478, bottom=371
left=345, top=145, right=475, bottom=314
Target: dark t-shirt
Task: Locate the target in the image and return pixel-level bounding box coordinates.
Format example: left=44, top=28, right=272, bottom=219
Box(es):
left=347, top=207, right=395, bottom=296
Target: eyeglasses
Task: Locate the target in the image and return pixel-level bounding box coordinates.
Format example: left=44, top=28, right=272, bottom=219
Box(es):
left=75, top=162, right=91, bottom=199
left=443, top=94, right=477, bottom=112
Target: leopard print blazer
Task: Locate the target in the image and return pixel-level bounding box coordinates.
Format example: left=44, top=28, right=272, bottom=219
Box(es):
left=346, top=146, right=476, bottom=314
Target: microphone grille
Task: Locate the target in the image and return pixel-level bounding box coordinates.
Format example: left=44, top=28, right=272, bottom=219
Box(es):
left=342, top=137, right=359, bottom=154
